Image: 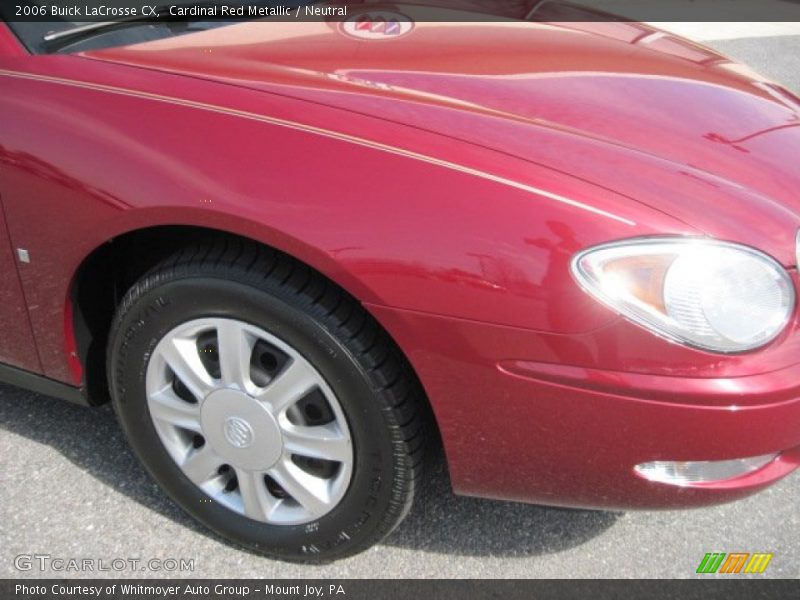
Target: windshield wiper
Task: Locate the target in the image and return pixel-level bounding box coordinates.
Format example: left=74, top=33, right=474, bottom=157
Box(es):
left=41, top=2, right=249, bottom=49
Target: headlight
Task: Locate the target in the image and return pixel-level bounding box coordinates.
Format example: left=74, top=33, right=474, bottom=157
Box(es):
left=571, top=238, right=795, bottom=353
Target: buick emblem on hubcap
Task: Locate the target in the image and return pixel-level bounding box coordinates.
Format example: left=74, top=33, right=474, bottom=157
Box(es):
left=223, top=416, right=255, bottom=449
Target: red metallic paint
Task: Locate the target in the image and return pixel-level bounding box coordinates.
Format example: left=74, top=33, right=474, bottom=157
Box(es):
left=0, top=198, right=40, bottom=371
left=0, top=25, right=23, bottom=56
left=87, top=19, right=800, bottom=265
left=1, top=15, right=799, bottom=509
left=366, top=304, right=800, bottom=508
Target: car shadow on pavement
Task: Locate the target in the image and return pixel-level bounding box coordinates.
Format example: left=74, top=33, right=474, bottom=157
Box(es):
left=0, top=384, right=620, bottom=558
left=384, top=456, right=620, bottom=557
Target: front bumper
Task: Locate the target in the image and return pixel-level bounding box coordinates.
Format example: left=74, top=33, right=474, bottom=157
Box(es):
left=370, top=304, right=800, bottom=510
left=491, top=358, right=800, bottom=508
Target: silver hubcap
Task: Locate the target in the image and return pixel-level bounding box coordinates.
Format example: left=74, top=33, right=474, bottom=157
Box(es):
left=145, top=318, right=353, bottom=525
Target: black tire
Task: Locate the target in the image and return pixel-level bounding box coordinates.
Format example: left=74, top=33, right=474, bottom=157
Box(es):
left=107, top=238, right=428, bottom=562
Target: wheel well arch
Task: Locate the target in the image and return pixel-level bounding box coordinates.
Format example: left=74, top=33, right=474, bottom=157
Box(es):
left=69, top=225, right=428, bottom=414
left=71, top=225, right=224, bottom=404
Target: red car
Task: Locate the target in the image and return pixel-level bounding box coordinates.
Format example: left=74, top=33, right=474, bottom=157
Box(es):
left=1, top=6, right=799, bottom=562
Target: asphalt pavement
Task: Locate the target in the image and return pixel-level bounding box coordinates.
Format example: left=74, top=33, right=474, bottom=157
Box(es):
left=710, top=34, right=800, bottom=94
left=2, top=33, right=800, bottom=580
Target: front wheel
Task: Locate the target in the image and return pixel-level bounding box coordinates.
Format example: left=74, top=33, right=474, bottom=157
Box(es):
left=107, top=241, right=428, bottom=561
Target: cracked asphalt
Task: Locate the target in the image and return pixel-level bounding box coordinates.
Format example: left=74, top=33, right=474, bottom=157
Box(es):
left=1, top=34, right=799, bottom=580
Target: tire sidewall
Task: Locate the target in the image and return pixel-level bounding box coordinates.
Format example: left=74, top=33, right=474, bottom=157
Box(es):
left=109, top=276, right=398, bottom=560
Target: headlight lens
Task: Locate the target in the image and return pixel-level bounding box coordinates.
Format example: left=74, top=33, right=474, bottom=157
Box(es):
left=572, top=238, right=795, bottom=353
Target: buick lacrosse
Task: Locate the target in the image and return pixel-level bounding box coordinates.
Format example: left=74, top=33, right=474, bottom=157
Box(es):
left=1, top=3, right=799, bottom=561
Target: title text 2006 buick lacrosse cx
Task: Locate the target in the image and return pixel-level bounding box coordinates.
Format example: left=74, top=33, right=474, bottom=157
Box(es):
left=1, top=5, right=800, bottom=562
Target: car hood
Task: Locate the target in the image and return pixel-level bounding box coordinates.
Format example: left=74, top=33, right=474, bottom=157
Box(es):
left=84, top=15, right=800, bottom=264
